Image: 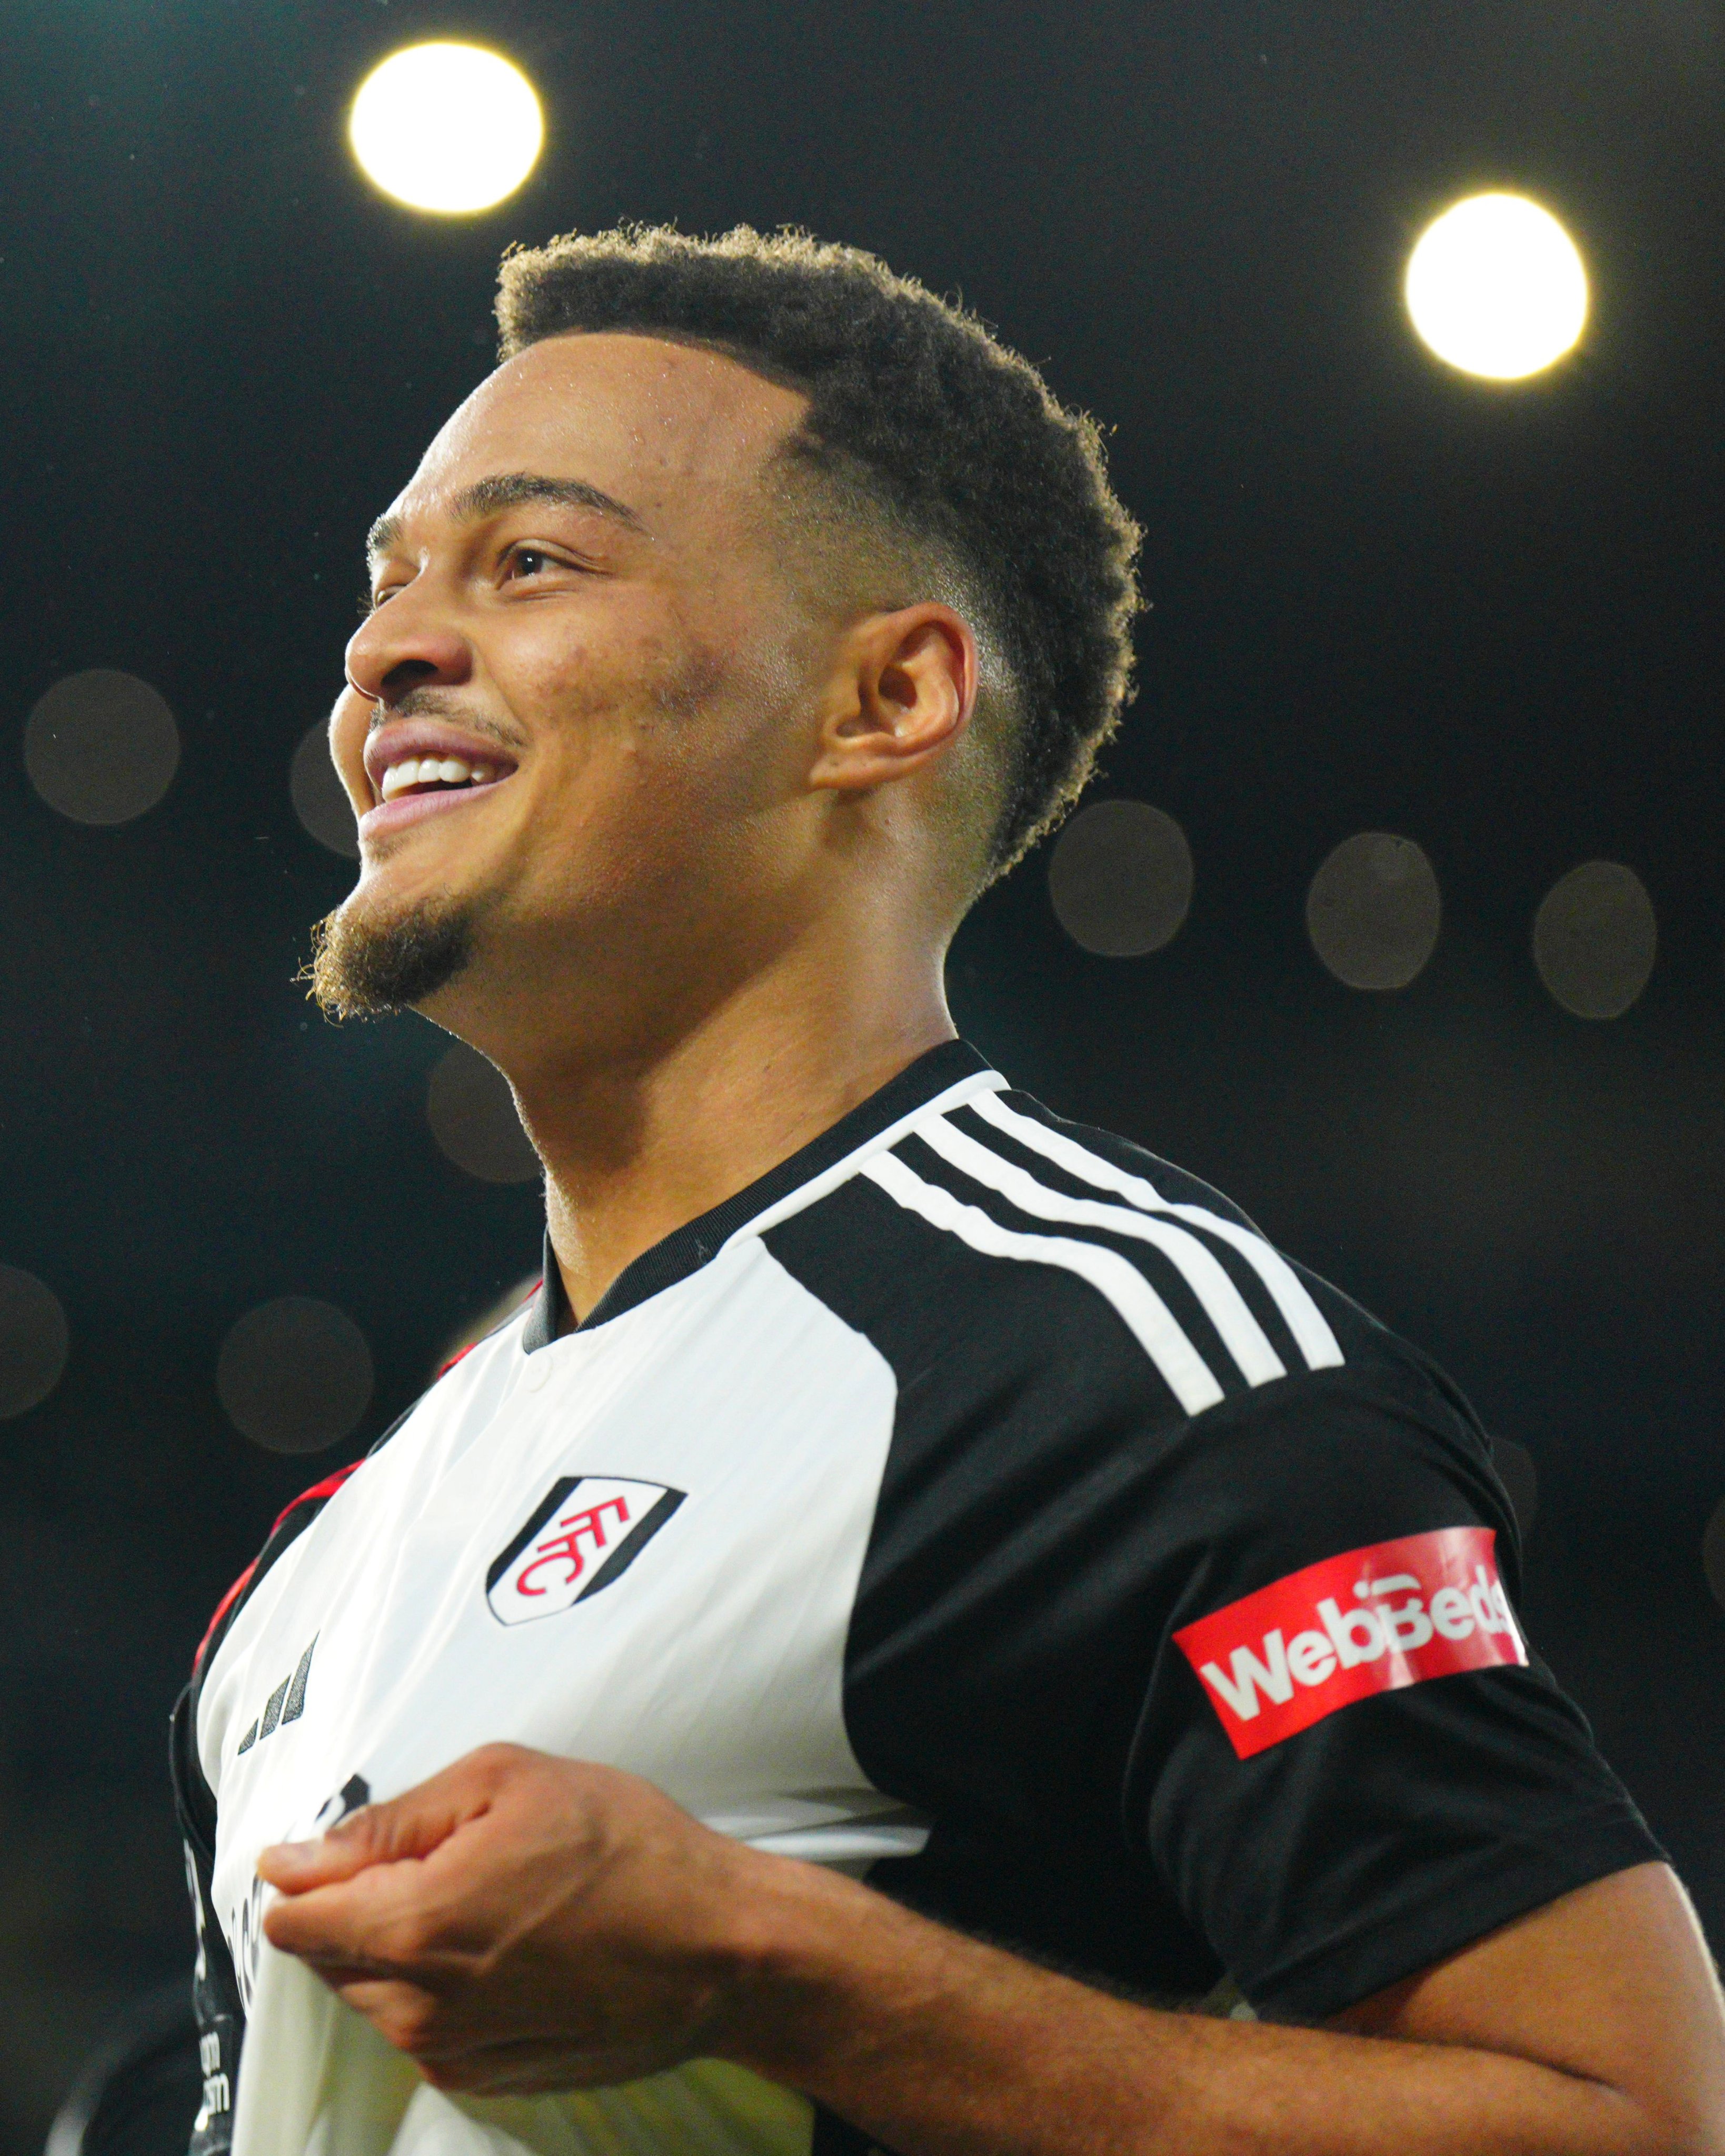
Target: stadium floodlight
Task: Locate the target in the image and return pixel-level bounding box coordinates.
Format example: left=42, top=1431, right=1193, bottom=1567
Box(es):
left=349, top=43, right=544, bottom=215
left=1404, top=192, right=1588, bottom=381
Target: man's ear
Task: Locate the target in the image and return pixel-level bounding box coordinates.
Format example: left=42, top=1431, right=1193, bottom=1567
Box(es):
left=809, top=604, right=978, bottom=795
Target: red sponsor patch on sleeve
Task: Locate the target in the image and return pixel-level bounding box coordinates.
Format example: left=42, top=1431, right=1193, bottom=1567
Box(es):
left=1173, top=1526, right=1528, bottom=1759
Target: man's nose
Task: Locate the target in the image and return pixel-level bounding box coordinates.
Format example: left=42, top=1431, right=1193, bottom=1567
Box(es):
left=345, top=586, right=474, bottom=705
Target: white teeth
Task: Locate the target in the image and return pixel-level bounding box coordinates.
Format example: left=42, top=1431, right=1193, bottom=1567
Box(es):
left=377, top=754, right=504, bottom=802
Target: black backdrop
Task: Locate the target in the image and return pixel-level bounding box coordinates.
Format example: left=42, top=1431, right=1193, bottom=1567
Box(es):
left=3, top=3, right=1722, bottom=2146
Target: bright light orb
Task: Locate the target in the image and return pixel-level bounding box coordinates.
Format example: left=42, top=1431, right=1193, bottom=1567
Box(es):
left=350, top=43, right=543, bottom=214
left=1404, top=193, right=1588, bottom=380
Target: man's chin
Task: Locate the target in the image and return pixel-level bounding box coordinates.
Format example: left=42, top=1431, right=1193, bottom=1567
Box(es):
left=307, top=891, right=477, bottom=1019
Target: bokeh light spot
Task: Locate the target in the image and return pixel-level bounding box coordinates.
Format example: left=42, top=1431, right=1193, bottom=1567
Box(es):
left=290, top=721, right=360, bottom=858
left=0, top=1266, right=70, bottom=1419
left=25, top=671, right=180, bottom=826
left=1306, top=833, right=1441, bottom=991
left=1405, top=192, right=1588, bottom=381
left=1533, top=861, right=1656, bottom=1020
left=1049, top=800, right=1194, bottom=957
left=216, top=1296, right=374, bottom=1454
left=428, top=1043, right=541, bottom=1184
left=350, top=43, right=544, bottom=214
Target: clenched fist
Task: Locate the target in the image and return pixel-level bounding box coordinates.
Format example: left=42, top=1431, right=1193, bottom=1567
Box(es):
left=257, top=1743, right=825, bottom=2097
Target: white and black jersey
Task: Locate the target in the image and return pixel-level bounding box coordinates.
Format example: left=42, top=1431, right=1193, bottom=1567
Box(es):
left=172, top=1041, right=1661, bottom=2156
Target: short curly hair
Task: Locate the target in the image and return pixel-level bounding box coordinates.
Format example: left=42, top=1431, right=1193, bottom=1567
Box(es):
left=496, top=224, right=1141, bottom=882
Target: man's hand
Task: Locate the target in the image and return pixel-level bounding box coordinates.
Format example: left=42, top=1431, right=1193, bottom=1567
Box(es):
left=258, top=1743, right=787, bottom=2094
left=261, top=1744, right=1725, bottom=2155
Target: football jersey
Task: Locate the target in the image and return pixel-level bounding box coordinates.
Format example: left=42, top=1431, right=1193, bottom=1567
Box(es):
left=172, top=1040, right=1661, bottom=2156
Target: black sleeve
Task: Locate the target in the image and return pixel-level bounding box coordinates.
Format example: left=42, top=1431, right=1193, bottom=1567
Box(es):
left=836, top=1274, right=1659, bottom=2012
left=1124, top=1361, right=1663, bottom=2018
left=769, top=1167, right=1662, bottom=2023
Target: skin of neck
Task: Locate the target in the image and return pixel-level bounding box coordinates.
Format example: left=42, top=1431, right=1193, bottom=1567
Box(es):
left=443, top=686, right=974, bottom=1322
left=526, top=863, right=958, bottom=1325
left=330, top=331, right=993, bottom=1325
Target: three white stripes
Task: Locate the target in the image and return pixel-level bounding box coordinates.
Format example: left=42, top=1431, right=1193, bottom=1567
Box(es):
left=864, top=1152, right=1228, bottom=1415
left=973, top=1092, right=1344, bottom=1373
left=861, top=1096, right=1342, bottom=1418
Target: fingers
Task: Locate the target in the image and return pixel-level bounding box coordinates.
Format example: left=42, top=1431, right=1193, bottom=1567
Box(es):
left=262, top=1854, right=429, bottom=1967
left=256, top=1834, right=375, bottom=1894
left=258, top=1743, right=533, bottom=1894
left=251, top=1745, right=754, bottom=2098
left=319, top=1994, right=661, bottom=2101
left=327, top=1976, right=445, bottom=2052
left=261, top=1745, right=555, bottom=1965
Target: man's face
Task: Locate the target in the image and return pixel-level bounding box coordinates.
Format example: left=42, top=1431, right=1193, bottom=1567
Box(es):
left=321, top=333, right=824, bottom=1035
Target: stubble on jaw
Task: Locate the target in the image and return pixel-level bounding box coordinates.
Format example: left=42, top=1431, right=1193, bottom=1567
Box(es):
left=305, top=891, right=478, bottom=1019
left=304, top=587, right=784, bottom=1024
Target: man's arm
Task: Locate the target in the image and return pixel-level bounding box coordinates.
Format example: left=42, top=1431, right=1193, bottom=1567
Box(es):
left=259, top=1744, right=1725, bottom=2156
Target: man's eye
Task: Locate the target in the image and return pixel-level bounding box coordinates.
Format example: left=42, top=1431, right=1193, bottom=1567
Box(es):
left=504, top=545, right=586, bottom=584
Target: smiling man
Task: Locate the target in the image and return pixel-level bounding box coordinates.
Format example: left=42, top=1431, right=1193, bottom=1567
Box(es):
left=172, top=226, right=1725, bottom=2156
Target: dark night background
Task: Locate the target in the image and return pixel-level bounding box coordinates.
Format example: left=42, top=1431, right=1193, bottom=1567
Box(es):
left=3, top=1, right=1722, bottom=2145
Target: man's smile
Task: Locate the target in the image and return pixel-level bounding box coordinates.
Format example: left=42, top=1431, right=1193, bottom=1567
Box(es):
left=358, top=715, right=522, bottom=840
left=378, top=752, right=503, bottom=802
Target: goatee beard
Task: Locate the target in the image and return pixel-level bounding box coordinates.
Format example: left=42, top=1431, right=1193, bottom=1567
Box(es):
left=306, top=894, right=477, bottom=1019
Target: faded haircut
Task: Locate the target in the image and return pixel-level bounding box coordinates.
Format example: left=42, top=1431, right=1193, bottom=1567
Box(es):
left=495, top=224, right=1142, bottom=883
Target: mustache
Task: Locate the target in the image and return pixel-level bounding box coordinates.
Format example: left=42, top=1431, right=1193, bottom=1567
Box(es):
left=365, top=688, right=523, bottom=754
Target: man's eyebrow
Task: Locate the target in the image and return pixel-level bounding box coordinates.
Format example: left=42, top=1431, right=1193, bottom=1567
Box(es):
left=365, top=472, right=649, bottom=563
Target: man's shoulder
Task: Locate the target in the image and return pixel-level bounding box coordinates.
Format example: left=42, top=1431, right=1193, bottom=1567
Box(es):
left=759, top=1076, right=1427, bottom=1436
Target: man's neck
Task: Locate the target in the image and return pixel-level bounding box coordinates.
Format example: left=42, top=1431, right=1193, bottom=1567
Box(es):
left=508, top=959, right=956, bottom=1328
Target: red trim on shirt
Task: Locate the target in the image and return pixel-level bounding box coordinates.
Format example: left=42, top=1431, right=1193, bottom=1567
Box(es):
left=269, top=1462, right=362, bottom=1540
left=193, top=1560, right=259, bottom=1672
left=193, top=1462, right=363, bottom=1671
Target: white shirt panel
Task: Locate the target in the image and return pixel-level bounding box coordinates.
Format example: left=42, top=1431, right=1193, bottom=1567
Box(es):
left=202, top=1239, right=907, bottom=2156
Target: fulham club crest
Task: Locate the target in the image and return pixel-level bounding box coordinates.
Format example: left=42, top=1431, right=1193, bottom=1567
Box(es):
left=486, top=1476, right=685, bottom=1625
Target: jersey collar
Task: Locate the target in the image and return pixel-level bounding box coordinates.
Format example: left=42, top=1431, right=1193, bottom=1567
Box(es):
left=523, top=1038, right=994, bottom=1348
